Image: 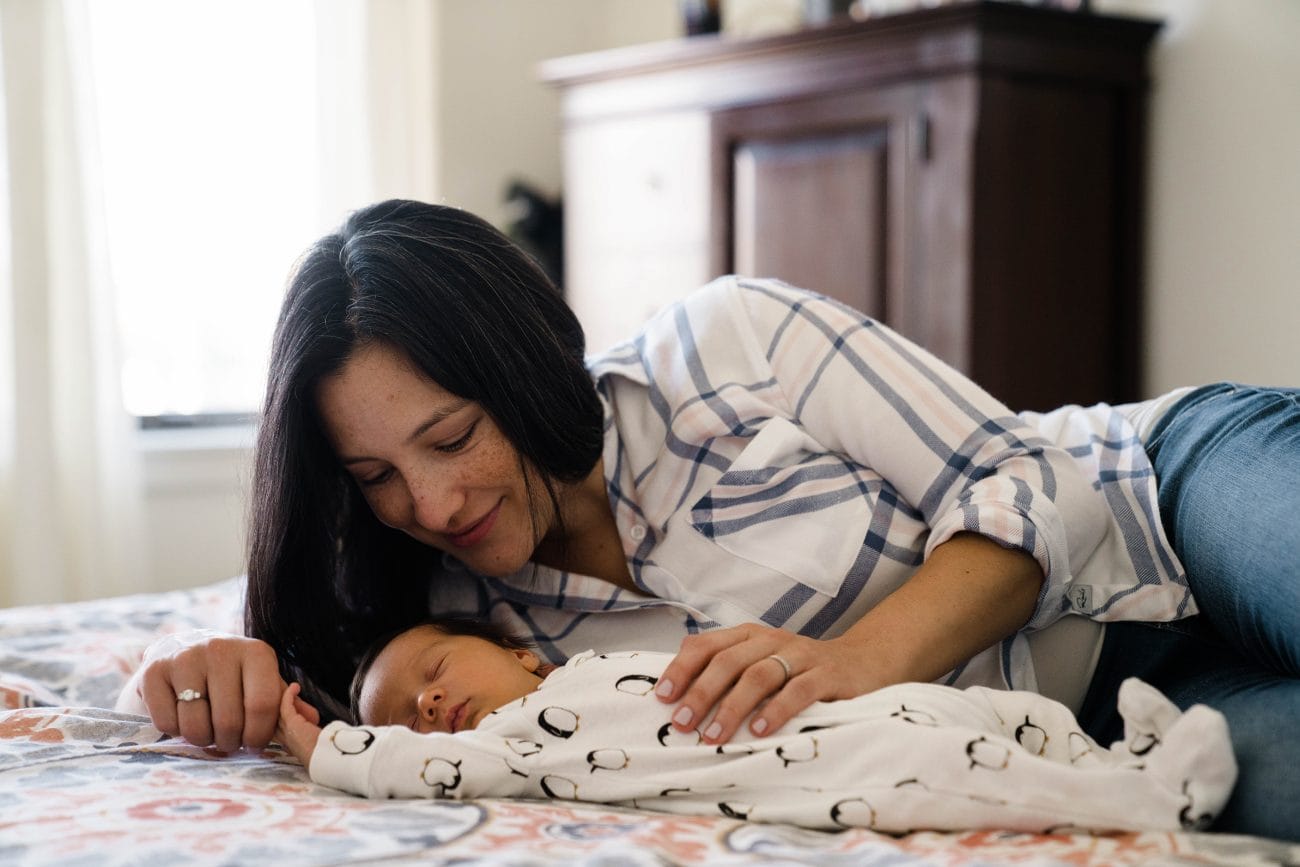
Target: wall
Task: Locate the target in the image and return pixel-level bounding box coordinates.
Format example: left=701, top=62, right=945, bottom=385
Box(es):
left=140, top=426, right=253, bottom=595
left=432, top=0, right=678, bottom=224
left=1098, top=0, right=1300, bottom=395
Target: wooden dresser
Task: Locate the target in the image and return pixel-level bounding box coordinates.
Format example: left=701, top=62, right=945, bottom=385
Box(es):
left=541, top=1, right=1161, bottom=411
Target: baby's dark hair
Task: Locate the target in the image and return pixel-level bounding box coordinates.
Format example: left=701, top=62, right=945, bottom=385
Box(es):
left=347, top=618, right=535, bottom=724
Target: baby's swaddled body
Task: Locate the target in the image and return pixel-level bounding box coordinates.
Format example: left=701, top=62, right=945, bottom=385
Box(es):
left=311, top=650, right=1235, bottom=833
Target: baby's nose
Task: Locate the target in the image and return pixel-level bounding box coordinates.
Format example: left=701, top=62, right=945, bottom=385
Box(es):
left=417, top=685, right=447, bottom=718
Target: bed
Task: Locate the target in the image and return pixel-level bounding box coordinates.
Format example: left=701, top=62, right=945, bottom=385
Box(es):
left=2, top=578, right=1296, bottom=866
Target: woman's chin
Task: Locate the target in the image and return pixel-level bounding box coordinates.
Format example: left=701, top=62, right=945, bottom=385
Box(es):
left=457, top=548, right=530, bottom=579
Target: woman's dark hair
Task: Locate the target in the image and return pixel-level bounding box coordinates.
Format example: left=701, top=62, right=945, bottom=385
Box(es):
left=245, top=200, right=603, bottom=715
left=347, top=617, right=534, bottom=725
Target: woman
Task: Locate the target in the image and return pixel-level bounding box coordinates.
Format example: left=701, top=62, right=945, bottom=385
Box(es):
left=120, top=200, right=1298, bottom=841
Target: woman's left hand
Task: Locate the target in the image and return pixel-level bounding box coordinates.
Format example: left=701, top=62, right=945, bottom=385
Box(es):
left=654, top=624, right=871, bottom=744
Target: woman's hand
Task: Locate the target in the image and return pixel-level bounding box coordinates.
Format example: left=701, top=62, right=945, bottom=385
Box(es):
left=655, top=534, right=1046, bottom=745
left=122, top=630, right=286, bottom=752
left=275, top=682, right=323, bottom=766
left=654, top=625, right=872, bottom=745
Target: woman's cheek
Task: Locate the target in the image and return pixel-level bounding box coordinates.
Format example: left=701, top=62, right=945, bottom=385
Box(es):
left=363, top=488, right=409, bottom=531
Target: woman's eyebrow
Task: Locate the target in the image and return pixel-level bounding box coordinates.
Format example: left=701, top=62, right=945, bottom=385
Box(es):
left=405, top=400, right=471, bottom=444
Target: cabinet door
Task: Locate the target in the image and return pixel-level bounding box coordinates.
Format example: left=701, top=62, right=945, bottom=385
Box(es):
left=733, top=129, right=889, bottom=319
left=563, top=111, right=713, bottom=355
left=715, top=85, right=922, bottom=327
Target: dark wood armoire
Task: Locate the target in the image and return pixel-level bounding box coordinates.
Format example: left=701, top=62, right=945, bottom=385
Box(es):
left=542, top=1, right=1161, bottom=410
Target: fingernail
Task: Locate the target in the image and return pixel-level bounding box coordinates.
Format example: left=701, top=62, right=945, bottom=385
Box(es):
left=655, top=678, right=674, bottom=698
left=752, top=718, right=768, bottom=735
left=672, top=706, right=694, bottom=727
left=704, top=721, right=722, bottom=741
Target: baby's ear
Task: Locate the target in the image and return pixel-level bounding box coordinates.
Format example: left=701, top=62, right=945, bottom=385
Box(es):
left=515, top=649, right=541, bottom=672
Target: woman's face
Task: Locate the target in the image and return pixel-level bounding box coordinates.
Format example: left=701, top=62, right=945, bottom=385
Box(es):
left=359, top=624, right=542, bottom=731
left=316, top=341, right=553, bottom=577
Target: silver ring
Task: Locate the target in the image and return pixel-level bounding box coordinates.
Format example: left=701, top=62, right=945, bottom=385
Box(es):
left=766, top=654, right=792, bottom=686
left=176, top=688, right=204, bottom=702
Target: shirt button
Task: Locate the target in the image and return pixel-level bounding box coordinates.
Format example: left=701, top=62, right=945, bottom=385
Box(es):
left=629, top=524, right=647, bottom=542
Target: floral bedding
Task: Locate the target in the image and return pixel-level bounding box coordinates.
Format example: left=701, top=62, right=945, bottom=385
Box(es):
left=2, top=579, right=1296, bottom=866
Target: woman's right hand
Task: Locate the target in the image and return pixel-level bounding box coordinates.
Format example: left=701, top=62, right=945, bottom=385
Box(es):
left=122, top=630, right=286, bottom=752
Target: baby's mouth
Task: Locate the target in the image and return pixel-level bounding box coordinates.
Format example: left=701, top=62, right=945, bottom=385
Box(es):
left=447, top=700, right=469, bottom=733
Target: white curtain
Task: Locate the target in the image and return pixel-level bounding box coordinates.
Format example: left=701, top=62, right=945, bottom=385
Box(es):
left=0, top=0, right=148, bottom=606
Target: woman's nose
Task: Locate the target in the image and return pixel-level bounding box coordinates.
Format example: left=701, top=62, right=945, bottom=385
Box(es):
left=409, top=473, right=465, bottom=534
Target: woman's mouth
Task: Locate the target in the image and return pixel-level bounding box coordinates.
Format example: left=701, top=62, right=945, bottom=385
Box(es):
left=447, top=500, right=502, bottom=549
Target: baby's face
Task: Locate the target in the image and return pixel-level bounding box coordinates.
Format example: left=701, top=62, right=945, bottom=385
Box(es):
left=359, top=625, right=543, bottom=733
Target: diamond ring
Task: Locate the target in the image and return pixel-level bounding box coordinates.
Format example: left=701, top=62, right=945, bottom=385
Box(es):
left=176, top=688, right=204, bottom=702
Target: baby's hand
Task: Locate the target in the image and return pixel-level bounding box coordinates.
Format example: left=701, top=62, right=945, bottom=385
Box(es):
left=275, top=682, right=322, bottom=766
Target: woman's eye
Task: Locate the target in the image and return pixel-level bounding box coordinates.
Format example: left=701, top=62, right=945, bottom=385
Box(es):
left=358, top=468, right=394, bottom=488
left=436, top=421, right=479, bottom=454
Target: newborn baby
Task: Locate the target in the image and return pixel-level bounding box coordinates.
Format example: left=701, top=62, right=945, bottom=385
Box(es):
left=275, top=618, right=1235, bottom=834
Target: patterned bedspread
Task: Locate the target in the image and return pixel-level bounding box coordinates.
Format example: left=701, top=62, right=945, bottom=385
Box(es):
left=2, top=579, right=1296, bottom=866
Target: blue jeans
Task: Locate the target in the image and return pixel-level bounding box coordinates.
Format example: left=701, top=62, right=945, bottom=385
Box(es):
left=1077, top=384, right=1300, bottom=842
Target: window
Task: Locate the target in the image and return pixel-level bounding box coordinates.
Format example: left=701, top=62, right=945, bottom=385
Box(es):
left=84, top=0, right=326, bottom=420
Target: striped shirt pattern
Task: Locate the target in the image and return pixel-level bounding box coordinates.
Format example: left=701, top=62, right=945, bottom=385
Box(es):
left=428, top=278, right=1192, bottom=692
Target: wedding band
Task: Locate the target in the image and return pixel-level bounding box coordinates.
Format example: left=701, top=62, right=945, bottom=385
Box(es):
left=766, top=654, right=792, bottom=686
left=176, top=688, right=204, bottom=702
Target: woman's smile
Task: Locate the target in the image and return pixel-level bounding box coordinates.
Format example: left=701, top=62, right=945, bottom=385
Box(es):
left=447, top=499, right=503, bottom=549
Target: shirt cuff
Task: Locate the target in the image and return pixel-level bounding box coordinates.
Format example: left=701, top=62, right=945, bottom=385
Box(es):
left=927, top=502, right=1067, bottom=631
left=309, top=720, right=378, bottom=796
